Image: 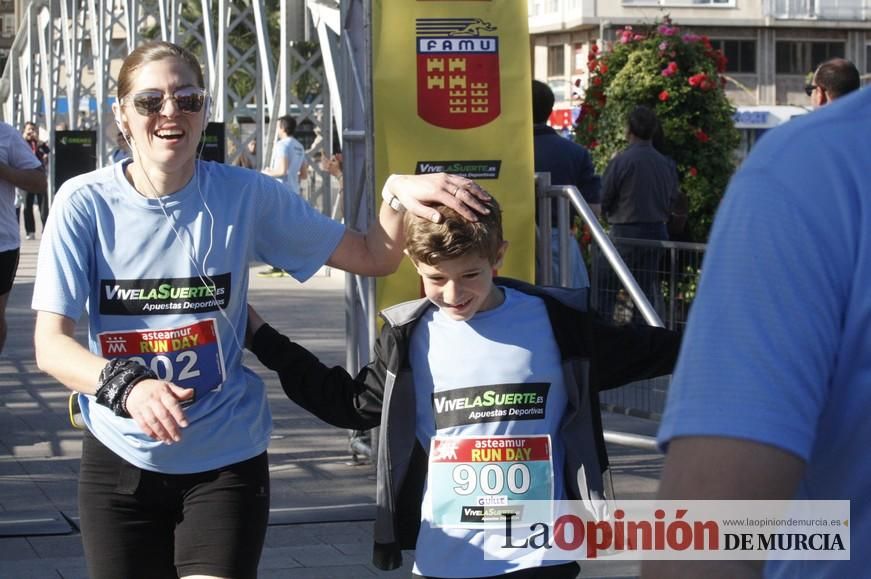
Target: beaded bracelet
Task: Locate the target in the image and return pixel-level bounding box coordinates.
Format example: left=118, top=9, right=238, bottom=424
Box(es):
left=95, top=359, right=158, bottom=418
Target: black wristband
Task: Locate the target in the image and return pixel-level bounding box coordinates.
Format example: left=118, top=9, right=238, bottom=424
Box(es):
left=95, top=359, right=157, bottom=418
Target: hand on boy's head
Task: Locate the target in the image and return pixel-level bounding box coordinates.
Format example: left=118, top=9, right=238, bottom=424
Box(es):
left=388, top=173, right=491, bottom=223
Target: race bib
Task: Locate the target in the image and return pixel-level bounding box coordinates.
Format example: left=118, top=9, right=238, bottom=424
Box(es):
left=97, top=319, right=226, bottom=405
left=428, top=435, right=554, bottom=529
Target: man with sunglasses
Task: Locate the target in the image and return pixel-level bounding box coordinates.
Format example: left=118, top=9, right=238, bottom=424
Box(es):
left=806, top=57, right=860, bottom=108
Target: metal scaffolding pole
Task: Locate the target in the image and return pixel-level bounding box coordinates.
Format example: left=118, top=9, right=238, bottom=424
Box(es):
left=2, top=0, right=365, bottom=376
left=1, top=0, right=330, bottom=213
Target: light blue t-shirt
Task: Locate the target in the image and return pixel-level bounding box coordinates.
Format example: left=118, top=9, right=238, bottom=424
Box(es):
left=32, top=159, right=344, bottom=473
left=0, top=122, right=43, bottom=251
left=658, top=88, right=871, bottom=578
left=410, top=287, right=570, bottom=577
left=270, top=136, right=306, bottom=194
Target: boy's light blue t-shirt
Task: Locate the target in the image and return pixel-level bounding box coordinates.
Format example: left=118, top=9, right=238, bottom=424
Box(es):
left=411, top=287, right=570, bottom=577
left=32, top=159, right=344, bottom=473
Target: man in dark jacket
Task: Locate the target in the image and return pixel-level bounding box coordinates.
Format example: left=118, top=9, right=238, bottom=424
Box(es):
left=601, top=106, right=680, bottom=323
left=532, top=80, right=601, bottom=288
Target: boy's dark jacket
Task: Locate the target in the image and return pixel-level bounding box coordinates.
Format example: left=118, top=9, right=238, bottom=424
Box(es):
left=251, top=278, right=680, bottom=571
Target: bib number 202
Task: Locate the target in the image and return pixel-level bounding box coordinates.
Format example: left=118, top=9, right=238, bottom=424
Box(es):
left=126, top=351, right=200, bottom=382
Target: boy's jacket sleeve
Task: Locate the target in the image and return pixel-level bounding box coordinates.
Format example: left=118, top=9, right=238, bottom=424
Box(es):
left=589, top=319, right=682, bottom=392
left=251, top=323, right=383, bottom=430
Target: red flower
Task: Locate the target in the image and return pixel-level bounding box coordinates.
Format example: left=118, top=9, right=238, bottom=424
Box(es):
left=593, top=76, right=602, bottom=86
left=658, top=90, right=670, bottom=102
left=599, top=63, right=608, bottom=74
left=581, top=225, right=593, bottom=247
left=689, top=166, right=698, bottom=177
left=588, top=139, right=599, bottom=149
left=694, top=129, right=710, bottom=143
left=688, top=73, right=706, bottom=88
left=588, top=60, right=598, bottom=72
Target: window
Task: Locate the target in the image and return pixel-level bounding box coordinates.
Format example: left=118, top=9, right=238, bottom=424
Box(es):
left=776, top=41, right=845, bottom=74
left=622, top=0, right=734, bottom=6
left=529, top=0, right=559, bottom=16
left=1, top=14, right=15, bottom=38
left=548, top=45, right=565, bottom=77
left=711, top=39, right=756, bottom=73
left=573, top=44, right=585, bottom=73
left=867, top=44, right=871, bottom=74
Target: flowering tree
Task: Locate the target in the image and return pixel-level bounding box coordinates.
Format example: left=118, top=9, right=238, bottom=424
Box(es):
left=576, top=18, right=740, bottom=242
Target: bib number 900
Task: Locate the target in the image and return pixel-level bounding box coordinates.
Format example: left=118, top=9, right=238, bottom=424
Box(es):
left=452, top=463, right=531, bottom=496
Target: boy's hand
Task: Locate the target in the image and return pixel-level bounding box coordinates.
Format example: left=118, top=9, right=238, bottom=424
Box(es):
left=385, top=173, right=491, bottom=223
left=245, top=305, right=266, bottom=349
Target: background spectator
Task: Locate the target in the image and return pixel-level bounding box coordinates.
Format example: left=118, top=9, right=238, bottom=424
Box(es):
left=531, top=80, right=601, bottom=288
left=807, top=57, right=860, bottom=108
left=20, top=121, right=50, bottom=239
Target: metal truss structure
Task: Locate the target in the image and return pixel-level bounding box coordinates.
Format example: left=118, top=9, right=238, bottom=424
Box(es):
left=1, top=0, right=377, bottom=372
left=1, top=0, right=334, bottom=214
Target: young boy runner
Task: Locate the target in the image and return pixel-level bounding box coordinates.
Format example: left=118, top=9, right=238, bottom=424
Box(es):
left=248, top=195, right=680, bottom=578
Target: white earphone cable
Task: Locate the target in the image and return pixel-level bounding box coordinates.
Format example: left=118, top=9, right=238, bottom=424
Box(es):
left=124, top=115, right=246, bottom=358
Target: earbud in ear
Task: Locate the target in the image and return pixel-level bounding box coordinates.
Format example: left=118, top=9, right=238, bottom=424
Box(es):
left=113, top=109, right=128, bottom=140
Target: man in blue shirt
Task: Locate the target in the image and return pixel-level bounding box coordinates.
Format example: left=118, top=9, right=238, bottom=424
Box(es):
left=260, top=115, right=310, bottom=276
left=646, top=78, right=871, bottom=579
left=262, top=115, right=308, bottom=194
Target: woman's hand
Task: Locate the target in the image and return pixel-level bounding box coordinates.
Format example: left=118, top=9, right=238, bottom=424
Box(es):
left=384, top=173, right=491, bottom=223
left=125, top=379, right=194, bottom=444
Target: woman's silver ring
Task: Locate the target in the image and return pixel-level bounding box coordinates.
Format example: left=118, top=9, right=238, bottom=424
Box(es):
left=452, top=185, right=461, bottom=197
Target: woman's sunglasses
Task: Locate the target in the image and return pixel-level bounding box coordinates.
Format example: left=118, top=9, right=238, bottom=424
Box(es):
left=804, top=84, right=818, bottom=97
left=123, top=87, right=207, bottom=116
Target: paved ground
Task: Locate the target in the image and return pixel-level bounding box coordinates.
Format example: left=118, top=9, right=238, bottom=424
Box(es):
left=0, top=229, right=664, bottom=578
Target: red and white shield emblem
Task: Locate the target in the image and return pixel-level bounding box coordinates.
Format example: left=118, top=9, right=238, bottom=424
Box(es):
left=416, top=18, right=501, bottom=130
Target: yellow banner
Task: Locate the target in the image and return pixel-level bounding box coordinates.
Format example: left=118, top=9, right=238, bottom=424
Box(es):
left=373, top=0, right=535, bottom=310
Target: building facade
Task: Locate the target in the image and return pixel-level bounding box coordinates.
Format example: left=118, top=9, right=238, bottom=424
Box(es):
left=529, top=0, right=871, bottom=108
left=0, top=0, right=17, bottom=72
